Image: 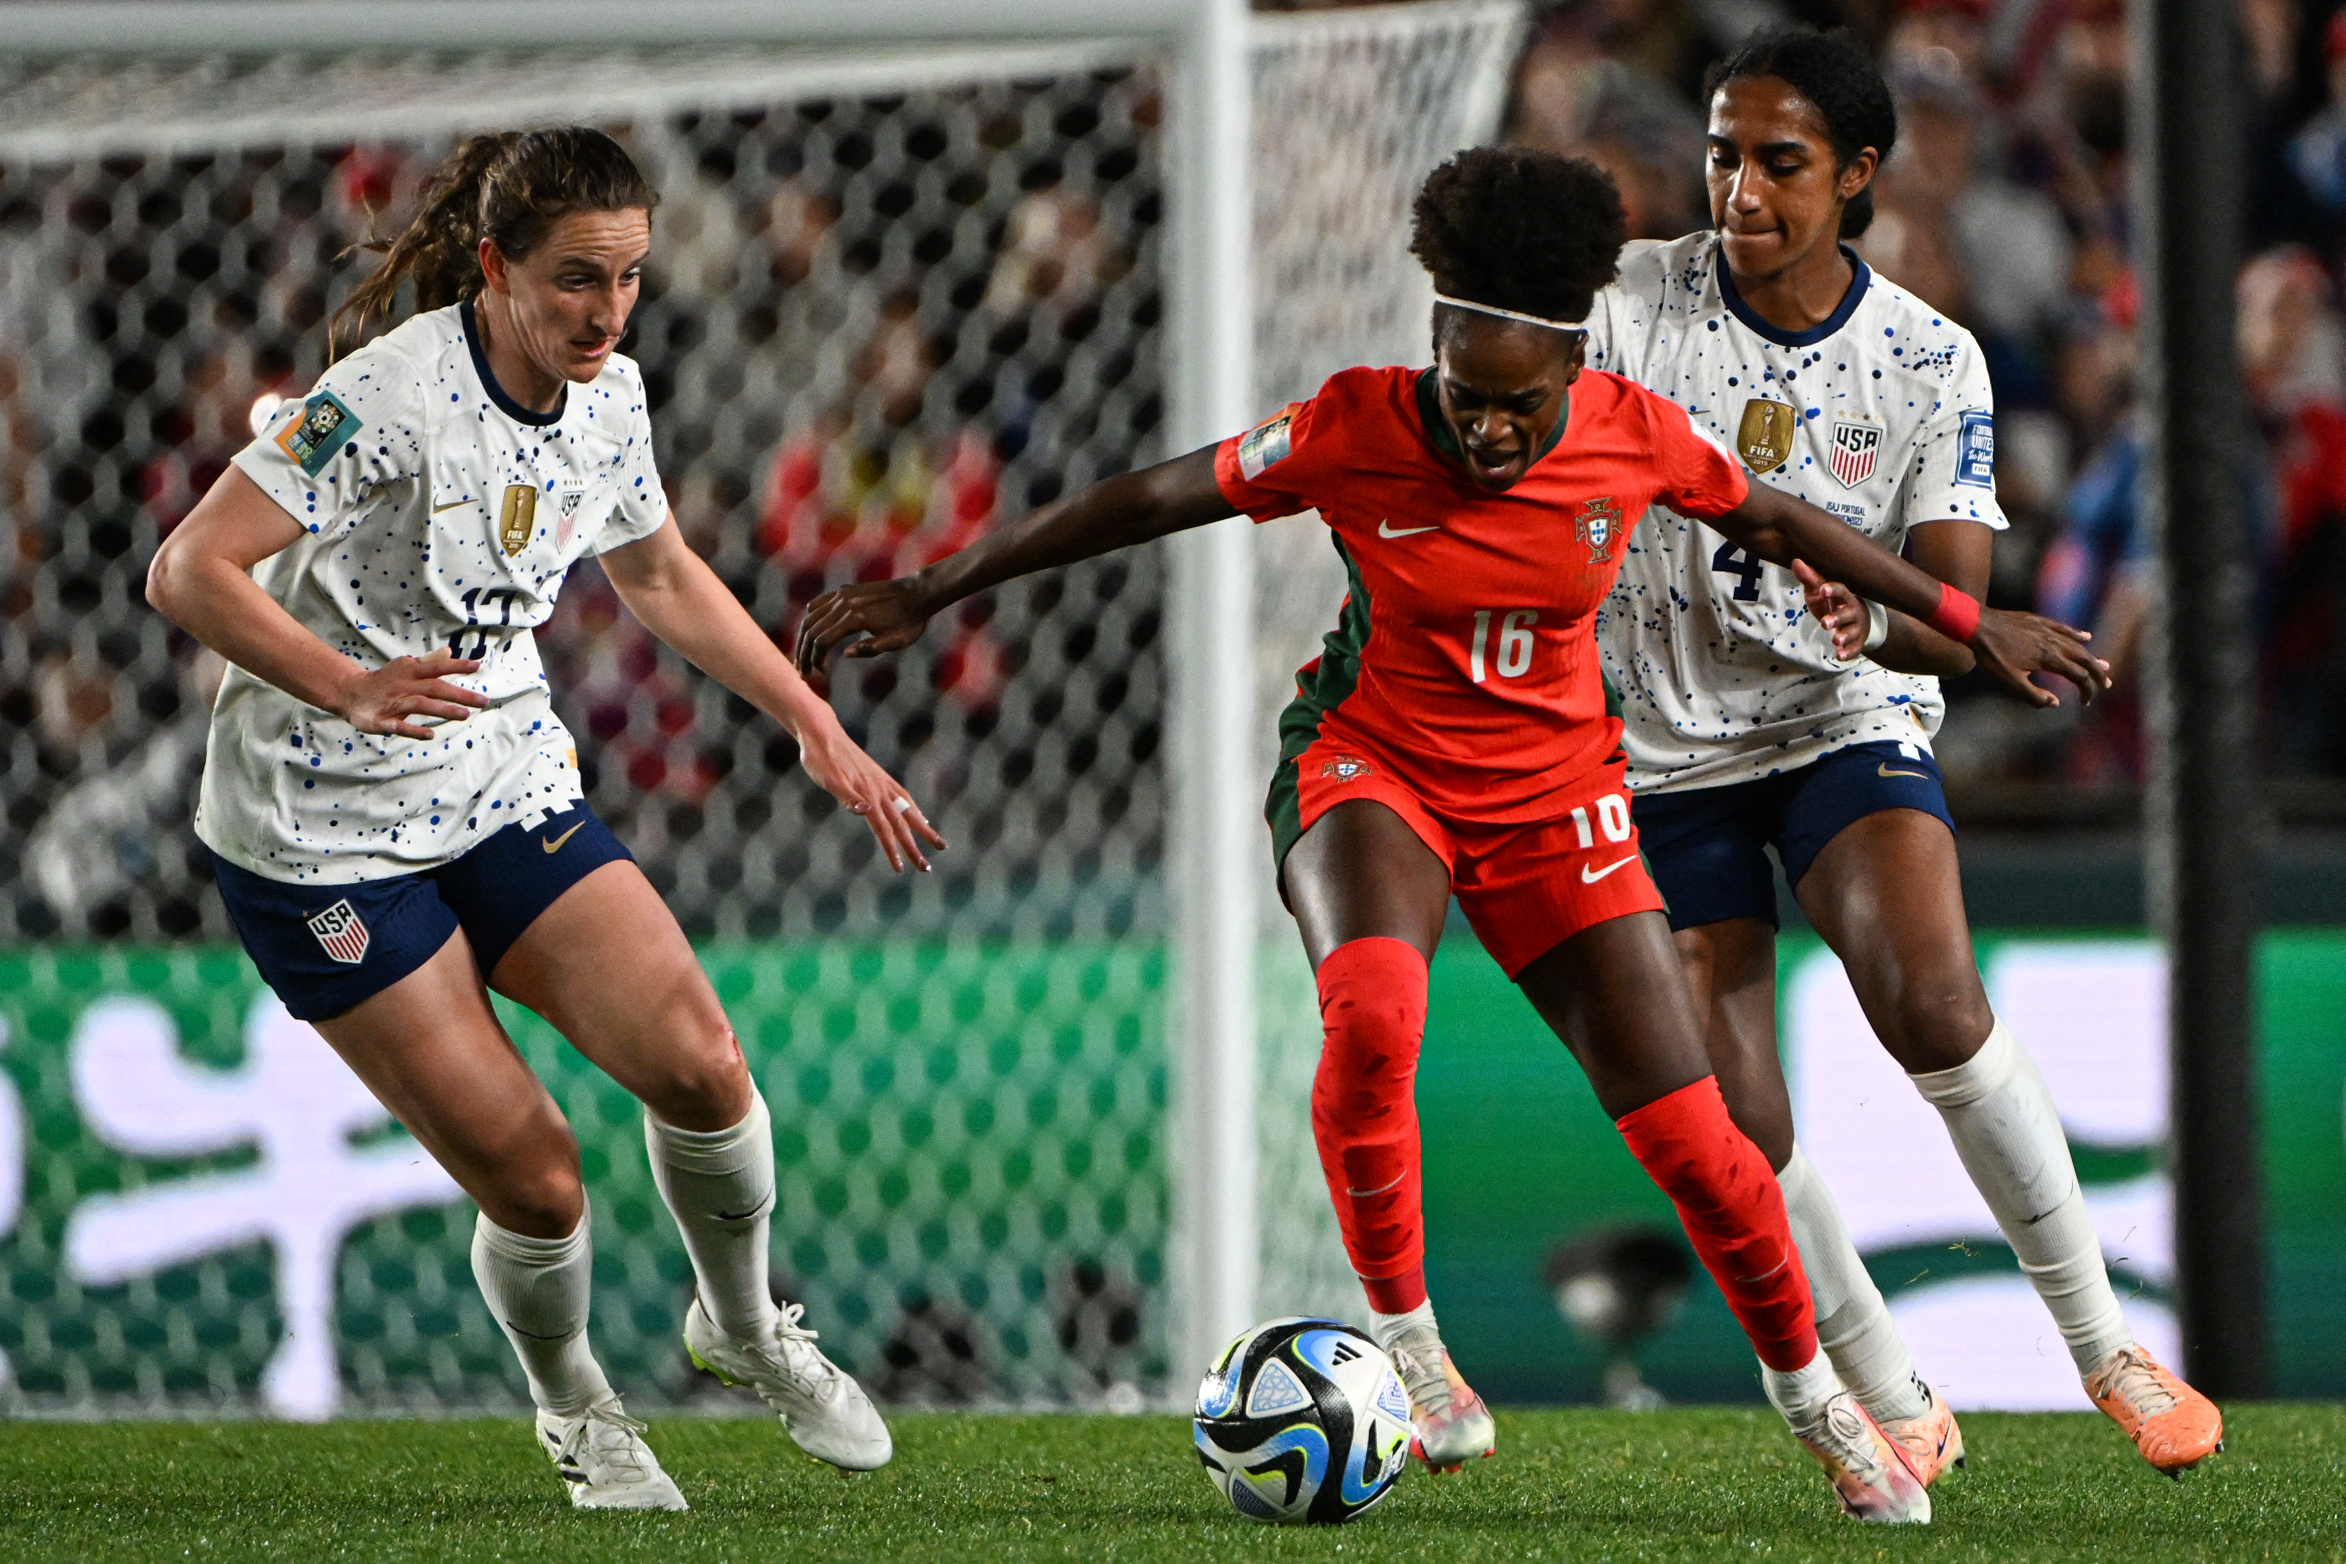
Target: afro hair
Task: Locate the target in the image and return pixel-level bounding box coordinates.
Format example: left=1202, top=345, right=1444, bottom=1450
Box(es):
left=1409, top=148, right=1627, bottom=331
left=1702, top=25, right=1896, bottom=239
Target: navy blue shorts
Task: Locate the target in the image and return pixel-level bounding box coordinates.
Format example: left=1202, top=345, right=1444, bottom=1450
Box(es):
left=1630, top=740, right=1956, bottom=932
left=209, top=804, right=634, bottom=1021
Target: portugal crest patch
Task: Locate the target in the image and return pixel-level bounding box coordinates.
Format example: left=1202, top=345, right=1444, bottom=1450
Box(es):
left=498, top=483, right=539, bottom=556
left=1574, top=496, right=1622, bottom=564
left=1828, top=419, right=1882, bottom=488
left=306, top=899, right=371, bottom=965
left=1320, top=755, right=1372, bottom=782
left=1737, top=398, right=1797, bottom=474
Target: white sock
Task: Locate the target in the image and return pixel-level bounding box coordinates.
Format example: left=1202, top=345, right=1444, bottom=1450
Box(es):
left=1908, top=1019, right=2132, bottom=1376
left=1368, top=1298, right=1438, bottom=1355
left=1760, top=1346, right=1843, bottom=1429
left=1779, top=1145, right=1928, bottom=1423
left=471, top=1207, right=613, bottom=1417
left=646, top=1089, right=781, bottom=1341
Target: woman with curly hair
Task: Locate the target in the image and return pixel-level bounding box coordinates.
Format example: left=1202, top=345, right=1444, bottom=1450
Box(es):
left=1584, top=24, right=2219, bottom=1483
left=798, top=147, right=2102, bottom=1522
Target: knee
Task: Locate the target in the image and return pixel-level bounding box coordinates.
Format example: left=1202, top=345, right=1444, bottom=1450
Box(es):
left=482, top=1119, right=585, bottom=1238
left=643, top=1018, right=753, bottom=1132
left=1885, top=980, right=1994, bottom=1073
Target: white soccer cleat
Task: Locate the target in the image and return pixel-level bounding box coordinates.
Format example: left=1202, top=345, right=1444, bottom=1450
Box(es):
left=1381, top=1318, right=1496, bottom=1473
left=536, top=1397, right=689, bottom=1511
left=685, top=1296, right=894, bottom=1470
left=1788, top=1391, right=1931, bottom=1524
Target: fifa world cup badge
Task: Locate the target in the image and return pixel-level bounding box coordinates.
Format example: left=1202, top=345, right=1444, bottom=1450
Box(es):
left=1574, top=496, right=1622, bottom=564
left=498, top=483, right=538, bottom=556
left=1321, top=755, right=1372, bottom=782
left=1737, top=398, right=1797, bottom=474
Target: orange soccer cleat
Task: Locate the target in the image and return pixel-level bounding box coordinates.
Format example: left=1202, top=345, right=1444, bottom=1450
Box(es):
left=1790, top=1392, right=1932, bottom=1524
left=1382, top=1321, right=1496, bottom=1474
left=1877, top=1380, right=1966, bottom=1487
left=2085, top=1345, right=2224, bottom=1476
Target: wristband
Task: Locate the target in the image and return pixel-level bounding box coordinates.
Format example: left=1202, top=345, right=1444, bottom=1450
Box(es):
left=1862, top=599, right=1889, bottom=652
left=1925, top=581, right=1982, bottom=643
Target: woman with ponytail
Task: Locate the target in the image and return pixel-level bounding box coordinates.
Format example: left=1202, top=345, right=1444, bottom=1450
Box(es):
left=148, top=127, right=931, bottom=1509
left=1584, top=24, right=2218, bottom=1485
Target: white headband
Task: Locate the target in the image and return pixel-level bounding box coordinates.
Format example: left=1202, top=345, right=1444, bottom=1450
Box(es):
left=1434, top=293, right=1585, bottom=333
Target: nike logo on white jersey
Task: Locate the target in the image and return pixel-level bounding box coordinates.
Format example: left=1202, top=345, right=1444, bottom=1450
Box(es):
left=1582, top=854, right=1638, bottom=884
left=1378, top=520, right=1438, bottom=539
left=431, top=498, right=477, bottom=513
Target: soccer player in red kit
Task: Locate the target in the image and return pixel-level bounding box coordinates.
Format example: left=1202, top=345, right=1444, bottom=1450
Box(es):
left=797, top=150, right=2105, bottom=1524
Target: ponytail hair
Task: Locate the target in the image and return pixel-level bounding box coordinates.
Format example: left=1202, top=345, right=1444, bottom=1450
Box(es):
left=331, top=126, right=659, bottom=357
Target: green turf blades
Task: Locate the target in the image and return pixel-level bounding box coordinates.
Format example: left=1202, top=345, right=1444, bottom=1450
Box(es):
left=0, top=1408, right=2338, bottom=1564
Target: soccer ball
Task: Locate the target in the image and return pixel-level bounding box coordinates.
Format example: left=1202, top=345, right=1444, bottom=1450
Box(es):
left=1192, top=1317, right=1412, bottom=1524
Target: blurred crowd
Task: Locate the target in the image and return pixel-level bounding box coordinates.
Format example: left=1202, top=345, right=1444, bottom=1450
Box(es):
left=1491, top=0, right=2346, bottom=806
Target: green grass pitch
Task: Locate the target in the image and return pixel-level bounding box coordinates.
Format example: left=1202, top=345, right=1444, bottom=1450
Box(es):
left=2, top=1407, right=2341, bottom=1563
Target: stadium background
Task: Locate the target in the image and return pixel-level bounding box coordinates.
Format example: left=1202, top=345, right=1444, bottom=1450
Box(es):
left=0, top=0, right=2341, bottom=1421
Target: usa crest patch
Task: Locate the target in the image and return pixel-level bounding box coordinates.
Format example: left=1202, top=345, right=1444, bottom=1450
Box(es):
left=306, top=899, right=371, bottom=965
left=1574, top=496, right=1622, bottom=563
left=274, top=391, right=360, bottom=477
left=1828, top=419, right=1882, bottom=488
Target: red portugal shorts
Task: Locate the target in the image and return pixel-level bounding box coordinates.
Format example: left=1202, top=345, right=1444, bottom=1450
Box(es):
left=1282, top=727, right=1666, bottom=978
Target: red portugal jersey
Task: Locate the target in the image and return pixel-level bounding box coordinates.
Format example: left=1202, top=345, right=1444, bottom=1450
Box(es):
left=1218, top=364, right=1748, bottom=824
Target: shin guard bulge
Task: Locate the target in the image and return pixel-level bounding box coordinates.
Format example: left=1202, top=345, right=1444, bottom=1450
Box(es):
left=646, top=1084, right=782, bottom=1342
left=472, top=1206, right=614, bottom=1417
left=1311, top=937, right=1431, bottom=1312
left=1616, top=1077, right=1818, bottom=1372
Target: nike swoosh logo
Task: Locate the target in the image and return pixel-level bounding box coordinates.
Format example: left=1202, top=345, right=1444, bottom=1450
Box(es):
left=541, top=822, right=584, bottom=853
left=1582, top=854, right=1639, bottom=884
left=431, top=498, right=476, bottom=513
left=1378, top=520, right=1438, bottom=538
left=1877, top=764, right=1928, bottom=780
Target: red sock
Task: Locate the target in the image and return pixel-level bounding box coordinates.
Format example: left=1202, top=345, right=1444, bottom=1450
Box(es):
left=1615, top=1077, right=1817, bottom=1372
left=1311, top=937, right=1430, bottom=1314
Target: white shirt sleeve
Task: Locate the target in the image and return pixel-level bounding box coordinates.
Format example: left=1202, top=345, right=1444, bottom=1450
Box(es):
left=588, top=362, right=669, bottom=554
left=1898, top=341, right=2009, bottom=531
left=231, top=345, right=427, bottom=542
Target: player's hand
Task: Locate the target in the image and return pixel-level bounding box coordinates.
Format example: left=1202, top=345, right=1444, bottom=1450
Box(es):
left=795, top=578, right=933, bottom=679
left=1969, top=608, right=2112, bottom=708
left=796, top=713, right=948, bottom=873
left=334, top=654, right=488, bottom=739
left=1791, top=561, right=1870, bottom=661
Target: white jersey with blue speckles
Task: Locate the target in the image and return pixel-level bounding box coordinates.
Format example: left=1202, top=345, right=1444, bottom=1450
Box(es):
left=1586, top=231, right=2006, bottom=793
left=197, top=302, right=667, bottom=883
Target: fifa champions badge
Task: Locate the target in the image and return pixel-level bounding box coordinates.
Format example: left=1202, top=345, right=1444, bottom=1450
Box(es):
left=1736, top=398, right=1796, bottom=475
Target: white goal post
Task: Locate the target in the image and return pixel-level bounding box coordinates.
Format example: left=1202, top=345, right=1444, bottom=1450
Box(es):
left=5, top=0, right=1523, bottom=1397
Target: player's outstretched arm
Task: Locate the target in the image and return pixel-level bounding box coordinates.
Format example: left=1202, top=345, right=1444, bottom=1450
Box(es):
left=793, top=446, right=1236, bottom=676
left=1716, top=484, right=2112, bottom=707
left=147, top=466, right=490, bottom=739
left=600, top=515, right=947, bottom=874
left=1791, top=520, right=1993, bottom=677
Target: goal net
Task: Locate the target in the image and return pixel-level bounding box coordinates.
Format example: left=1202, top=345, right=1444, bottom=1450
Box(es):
left=0, top=1, right=1522, bottom=1415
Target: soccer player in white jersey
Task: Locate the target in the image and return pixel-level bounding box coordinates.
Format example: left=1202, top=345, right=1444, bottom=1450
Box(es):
left=1586, top=25, right=2222, bottom=1480
left=146, top=129, right=945, bottom=1510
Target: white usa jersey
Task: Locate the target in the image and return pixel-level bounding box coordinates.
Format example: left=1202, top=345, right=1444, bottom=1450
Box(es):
left=1586, top=232, right=2006, bottom=792
left=198, top=302, right=667, bottom=882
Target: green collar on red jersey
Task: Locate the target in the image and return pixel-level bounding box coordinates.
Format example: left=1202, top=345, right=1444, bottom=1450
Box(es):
left=1412, top=367, right=1570, bottom=477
